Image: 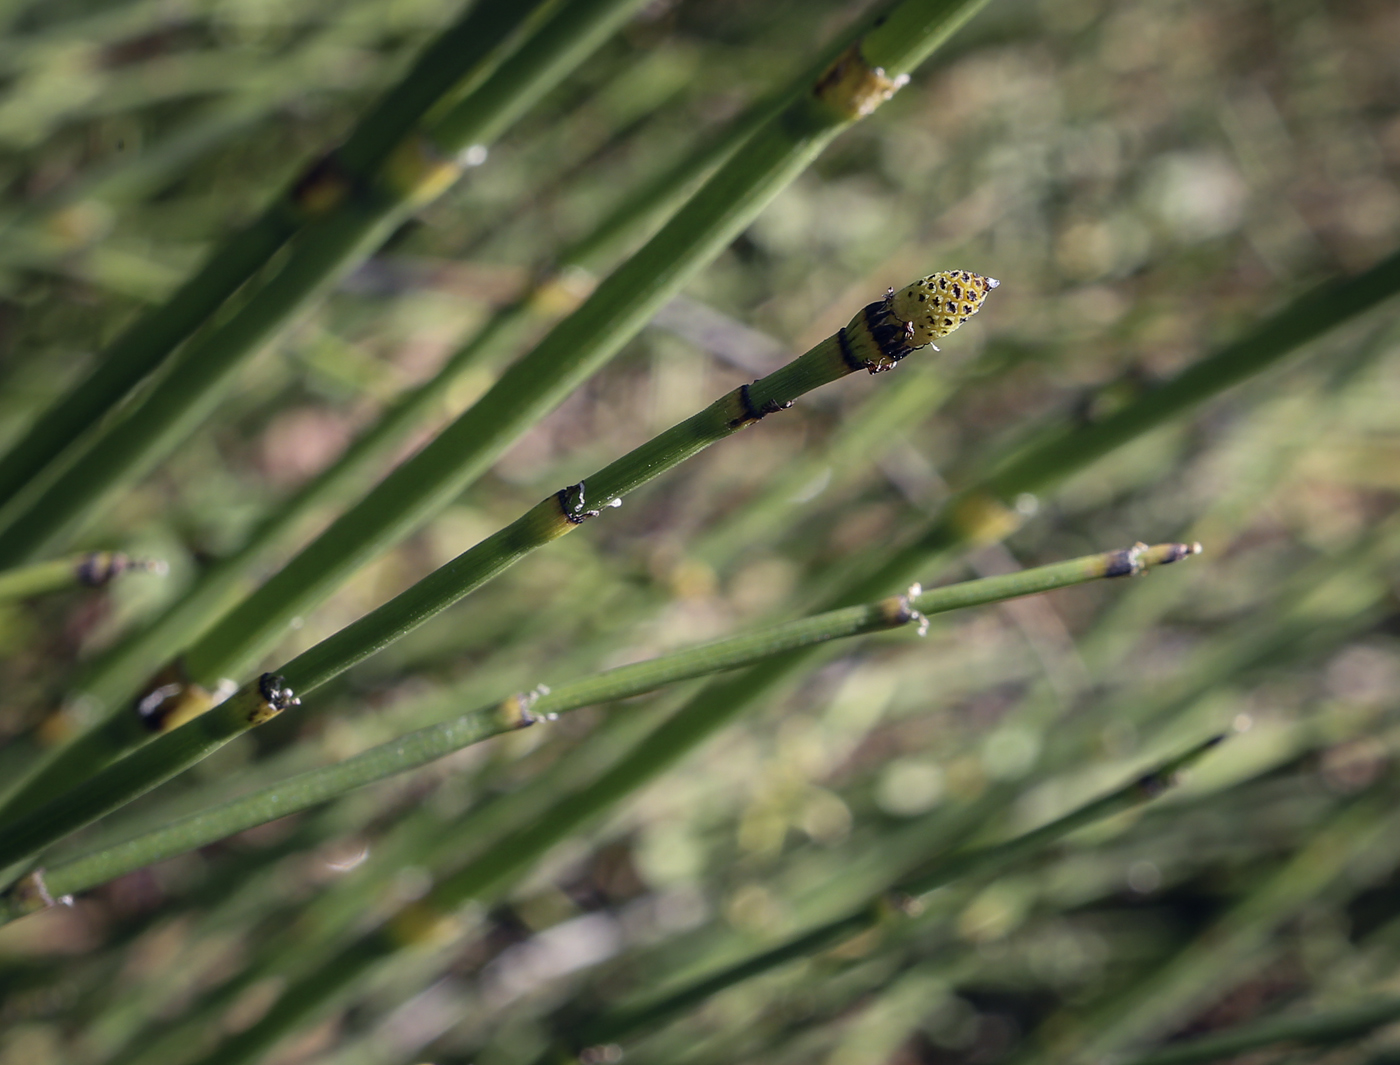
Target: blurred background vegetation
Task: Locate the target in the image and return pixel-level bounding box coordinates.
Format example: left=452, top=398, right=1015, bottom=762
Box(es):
left=0, top=0, right=1398, bottom=1064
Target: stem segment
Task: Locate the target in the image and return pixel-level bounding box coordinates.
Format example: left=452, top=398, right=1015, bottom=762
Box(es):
left=0, top=552, right=163, bottom=602
left=566, top=736, right=1224, bottom=1053
left=0, top=542, right=1198, bottom=917
left=0, top=0, right=552, bottom=511
left=0, top=266, right=999, bottom=876
left=0, top=0, right=645, bottom=565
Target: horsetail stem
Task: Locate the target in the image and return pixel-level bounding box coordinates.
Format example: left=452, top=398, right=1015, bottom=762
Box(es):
left=0, top=62, right=781, bottom=825
left=566, top=736, right=1224, bottom=1053
left=169, top=0, right=994, bottom=694
left=0, top=268, right=997, bottom=869
left=55, top=55, right=804, bottom=718
left=0, top=540, right=1198, bottom=919
left=0, top=551, right=165, bottom=603
left=0, top=0, right=651, bottom=567
left=0, top=0, right=974, bottom=828
left=0, top=0, right=554, bottom=512
left=280, top=270, right=1000, bottom=693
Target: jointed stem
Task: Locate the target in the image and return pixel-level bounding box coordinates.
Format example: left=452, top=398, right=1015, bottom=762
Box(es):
left=169, top=0, right=990, bottom=693
left=0, top=541, right=1196, bottom=918
left=0, top=0, right=646, bottom=566
left=0, top=0, right=552, bottom=512
left=566, top=736, right=1223, bottom=1054
left=0, top=552, right=163, bottom=602
left=0, top=0, right=946, bottom=827
left=0, top=266, right=995, bottom=873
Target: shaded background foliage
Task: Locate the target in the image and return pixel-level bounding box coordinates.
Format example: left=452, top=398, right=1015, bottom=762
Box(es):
left=0, top=0, right=1398, bottom=1064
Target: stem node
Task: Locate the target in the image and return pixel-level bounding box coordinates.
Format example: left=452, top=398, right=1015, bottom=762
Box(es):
left=4, top=869, right=72, bottom=917
left=813, top=43, right=909, bottom=119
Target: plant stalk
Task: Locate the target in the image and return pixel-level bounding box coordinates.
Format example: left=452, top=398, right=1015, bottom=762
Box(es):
left=0, top=541, right=1198, bottom=918
left=0, top=552, right=163, bottom=602
left=0, top=264, right=999, bottom=873
left=0, top=0, right=646, bottom=565
left=0, top=0, right=552, bottom=511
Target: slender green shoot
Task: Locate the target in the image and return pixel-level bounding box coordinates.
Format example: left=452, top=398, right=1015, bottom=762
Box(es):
left=0, top=0, right=646, bottom=565
left=0, top=541, right=1199, bottom=920
left=0, top=266, right=1000, bottom=876
left=0, top=56, right=787, bottom=825
left=51, top=32, right=796, bottom=727
left=0, top=0, right=983, bottom=818
left=0, top=0, right=554, bottom=511
left=0, top=552, right=164, bottom=603
left=279, top=271, right=1002, bottom=694
left=564, top=736, right=1225, bottom=1055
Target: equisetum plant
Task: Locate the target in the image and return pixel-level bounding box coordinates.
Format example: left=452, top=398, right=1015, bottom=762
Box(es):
left=0, top=2, right=1398, bottom=1065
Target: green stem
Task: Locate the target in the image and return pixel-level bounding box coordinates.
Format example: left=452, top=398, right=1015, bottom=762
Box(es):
left=0, top=264, right=1002, bottom=878
left=0, top=551, right=163, bottom=602
left=0, top=542, right=1198, bottom=917
left=568, top=736, right=1224, bottom=1052
left=0, top=0, right=551, bottom=512
left=69, top=58, right=777, bottom=713
left=0, top=0, right=640, bottom=566
left=0, top=32, right=875, bottom=826
left=414, top=549, right=1189, bottom=917
left=0, top=677, right=301, bottom=882
left=1118, top=997, right=1400, bottom=1065
left=859, top=247, right=1400, bottom=599
left=175, top=0, right=993, bottom=691
left=274, top=285, right=955, bottom=695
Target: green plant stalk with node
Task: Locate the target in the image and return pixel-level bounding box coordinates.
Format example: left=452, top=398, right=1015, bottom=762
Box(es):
left=0, top=263, right=997, bottom=872
left=0, top=0, right=990, bottom=824
left=0, top=539, right=1199, bottom=920
left=0, top=0, right=652, bottom=565
left=17, top=50, right=811, bottom=813
left=0, top=551, right=164, bottom=602
left=0, top=0, right=558, bottom=509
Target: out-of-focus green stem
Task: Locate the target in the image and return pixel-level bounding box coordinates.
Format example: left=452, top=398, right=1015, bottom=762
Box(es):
left=561, top=737, right=1226, bottom=1055
left=0, top=0, right=552, bottom=513
left=0, top=551, right=163, bottom=602
left=0, top=542, right=1199, bottom=917
left=1119, top=996, right=1400, bottom=1065
left=0, top=0, right=639, bottom=566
